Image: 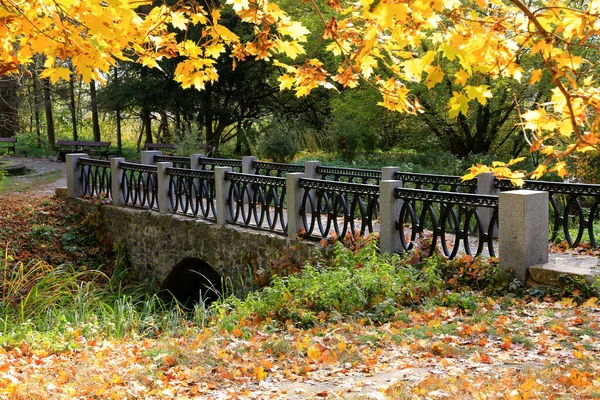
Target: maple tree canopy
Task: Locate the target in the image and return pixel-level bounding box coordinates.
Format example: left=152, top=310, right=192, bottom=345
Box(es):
left=1, top=0, right=599, bottom=182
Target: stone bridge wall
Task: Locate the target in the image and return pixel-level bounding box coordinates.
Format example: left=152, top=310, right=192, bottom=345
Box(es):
left=77, top=200, right=317, bottom=293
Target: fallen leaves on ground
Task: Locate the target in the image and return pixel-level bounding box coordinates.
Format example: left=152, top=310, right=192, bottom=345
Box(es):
left=0, top=297, right=595, bottom=399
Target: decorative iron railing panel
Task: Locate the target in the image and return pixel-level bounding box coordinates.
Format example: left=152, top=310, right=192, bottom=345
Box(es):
left=198, top=157, right=242, bottom=172
left=317, top=166, right=382, bottom=185
left=394, top=172, right=477, bottom=193
left=79, top=159, right=112, bottom=199
left=496, top=179, right=600, bottom=248
left=155, top=155, right=191, bottom=169
left=120, top=162, right=159, bottom=210
left=299, top=178, right=380, bottom=239
left=225, top=172, right=287, bottom=233
left=166, top=168, right=216, bottom=220
left=253, top=161, right=305, bottom=177
left=394, top=187, right=498, bottom=258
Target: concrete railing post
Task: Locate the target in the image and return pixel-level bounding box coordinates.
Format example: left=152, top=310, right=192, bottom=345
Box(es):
left=379, top=179, right=403, bottom=254
left=66, top=153, right=89, bottom=198
left=476, top=172, right=499, bottom=234
left=286, top=172, right=306, bottom=240
left=156, top=162, right=173, bottom=214
left=215, top=166, right=233, bottom=226
left=190, top=154, right=205, bottom=170
left=242, top=156, right=258, bottom=174
left=241, top=156, right=258, bottom=204
left=499, top=190, right=549, bottom=282
left=381, top=166, right=400, bottom=181
left=110, top=157, right=125, bottom=207
left=141, top=150, right=162, bottom=165
left=303, top=160, right=322, bottom=179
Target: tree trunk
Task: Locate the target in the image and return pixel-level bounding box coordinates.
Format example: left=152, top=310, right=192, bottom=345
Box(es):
left=32, top=65, right=41, bottom=147
left=43, top=78, right=56, bottom=150
left=0, top=76, right=19, bottom=138
left=69, top=66, right=78, bottom=141
left=114, top=68, right=122, bottom=150
left=90, top=80, right=101, bottom=141
left=141, top=107, right=152, bottom=145
left=203, top=84, right=219, bottom=156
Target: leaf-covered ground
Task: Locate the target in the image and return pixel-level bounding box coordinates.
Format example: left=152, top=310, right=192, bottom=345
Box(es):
left=0, top=193, right=599, bottom=399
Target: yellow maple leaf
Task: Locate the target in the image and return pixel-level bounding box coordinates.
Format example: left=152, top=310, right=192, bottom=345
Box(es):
left=454, top=70, right=470, bottom=86
left=447, top=91, right=469, bottom=118
left=425, top=65, right=444, bottom=89
left=279, top=22, right=310, bottom=42
left=170, top=11, right=188, bottom=31
left=549, top=161, right=568, bottom=178
left=227, top=0, right=249, bottom=12
left=279, top=74, right=295, bottom=90
left=529, top=69, right=543, bottom=85
left=205, top=43, right=225, bottom=59
left=40, top=67, right=72, bottom=83
left=277, top=40, right=305, bottom=59
left=465, top=85, right=493, bottom=105
left=580, top=297, right=597, bottom=308
left=530, top=164, right=547, bottom=179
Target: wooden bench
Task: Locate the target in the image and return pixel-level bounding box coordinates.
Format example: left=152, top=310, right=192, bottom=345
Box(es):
left=0, top=137, right=16, bottom=154
left=56, top=140, right=111, bottom=161
left=144, top=142, right=176, bottom=154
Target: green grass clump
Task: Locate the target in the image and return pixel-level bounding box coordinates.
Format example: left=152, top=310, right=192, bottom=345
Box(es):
left=0, top=246, right=209, bottom=348
left=215, top=241, right=448, bottom=327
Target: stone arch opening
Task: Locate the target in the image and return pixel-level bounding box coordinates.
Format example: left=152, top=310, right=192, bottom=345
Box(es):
left=159, top=258, right=222, bottom=307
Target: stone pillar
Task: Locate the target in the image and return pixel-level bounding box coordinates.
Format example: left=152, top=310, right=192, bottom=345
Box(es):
left=190, top=154, right=205, bottom=170
left=156, top=162, right=173, bottom=214
left=476, top=172, right=499, bottom=234
left=215, top=166, right=233, bottom=226
left=379, top=180, right=403, bottom=254
left=141, top=150, right=162, bottom=165
left=303, top=160, right=322, bottom=179
left=241, top=156, right=258, bottom=204
left=66, top=153, right=89, bottom=198
left=381, top=166, right=400, bottom=181
left=242, top=156, right=258, bottom=174
left=110, top=157, right=125, bottom=207
left=286, top=172, right=306, bottom=240
left=499, top=190, right=549, bottom=282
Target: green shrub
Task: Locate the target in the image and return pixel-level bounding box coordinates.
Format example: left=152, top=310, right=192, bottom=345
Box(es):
left=214, top=241, right=447, bottom=327
left=259, top=120, right=298, bottom=163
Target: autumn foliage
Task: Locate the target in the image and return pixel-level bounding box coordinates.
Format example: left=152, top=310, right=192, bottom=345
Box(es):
left=1, top=0, right=600, bottom=177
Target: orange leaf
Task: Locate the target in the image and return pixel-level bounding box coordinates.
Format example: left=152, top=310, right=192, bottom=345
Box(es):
left=307, top=346, right=321, bottom=360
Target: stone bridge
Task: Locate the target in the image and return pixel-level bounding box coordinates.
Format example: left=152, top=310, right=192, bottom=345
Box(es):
left=95, top=203, right=316, bottom=305
left=65, top=152, right=600, bottom=303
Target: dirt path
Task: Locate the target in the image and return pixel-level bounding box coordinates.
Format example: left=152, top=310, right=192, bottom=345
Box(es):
left=0, top=156, right=66, bottom=194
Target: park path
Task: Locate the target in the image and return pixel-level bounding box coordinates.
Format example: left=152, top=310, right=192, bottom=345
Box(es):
left=1, top=156, right=66, bottom=194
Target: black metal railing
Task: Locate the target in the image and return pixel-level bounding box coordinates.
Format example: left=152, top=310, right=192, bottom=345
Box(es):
left=253, top=160, right=305, bottom=177
left=155, top=155, right=191, bottom=169
left=166, top=167, right=216, bottom=220
left=394, top=187, right=498, bottom=258
left=120, top=162, right=159, bottom=210
left=395, top=172, right=477, bottom=193
left=79, top=158, right=111, bottom=199
left=198, top=157, right=242, bottom=172
left=317, top=166, right=381, bottom=185
left=496, top=179, right=600, bottom=248
left=299, top=178, right=379, bottom=239
left=225, top=172, right=287, bottom=233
